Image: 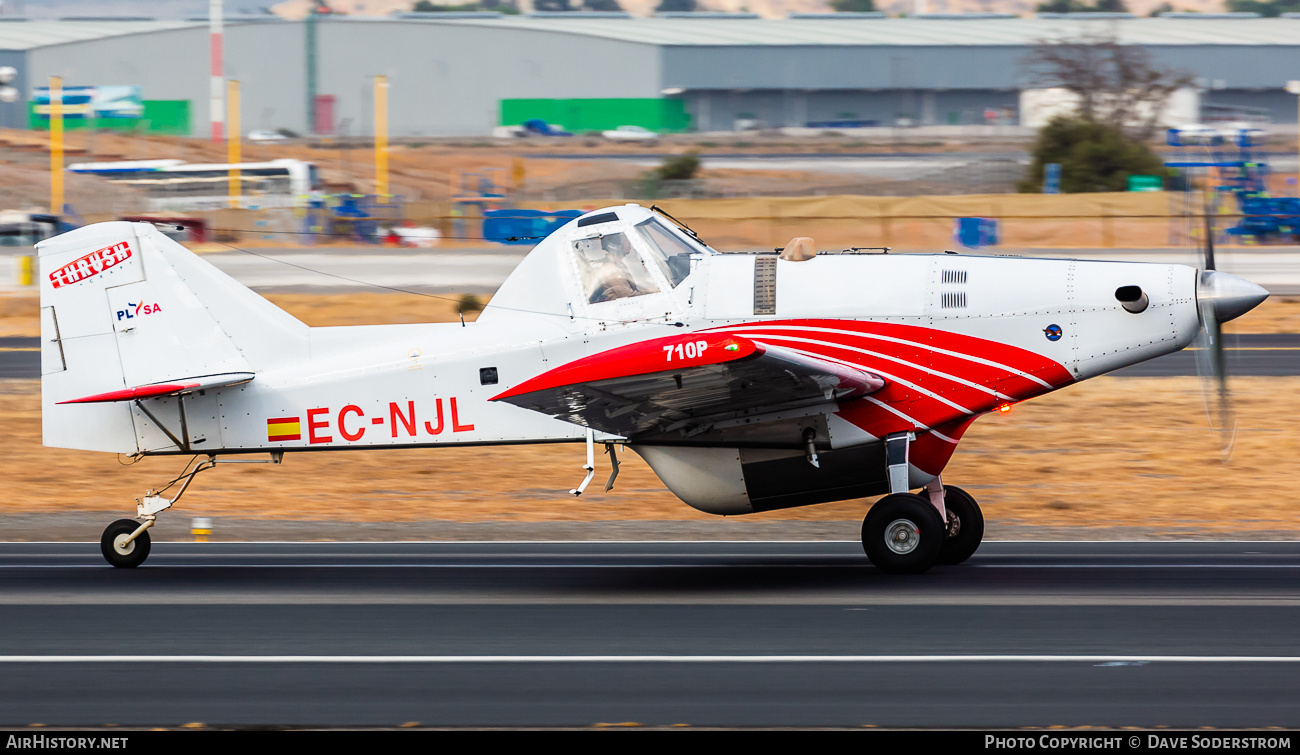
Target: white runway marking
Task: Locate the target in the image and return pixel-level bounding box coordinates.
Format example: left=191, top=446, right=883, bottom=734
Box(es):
left=3, top=561, right=1300, bottom=569
left=1, top=654, right=1299, bottom=663
left=3, top=562, right=1300, bottom=569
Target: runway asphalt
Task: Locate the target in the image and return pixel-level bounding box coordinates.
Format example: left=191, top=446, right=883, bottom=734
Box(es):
left=4, top=334, right=1297, bottom=379
left=2, top=540, right=1300, bottom=729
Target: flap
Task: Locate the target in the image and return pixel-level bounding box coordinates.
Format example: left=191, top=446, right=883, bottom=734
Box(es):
left=57, top=372, right=255, bottom=404
left=491, top=333, right=883, bottom=437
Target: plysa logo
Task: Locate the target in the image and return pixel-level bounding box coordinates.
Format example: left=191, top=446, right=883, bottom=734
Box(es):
left=49, top=241, right=132, bottom=289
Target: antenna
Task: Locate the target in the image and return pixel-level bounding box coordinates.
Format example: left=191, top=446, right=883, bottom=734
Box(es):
left=649, top=205, right=710, bottom=247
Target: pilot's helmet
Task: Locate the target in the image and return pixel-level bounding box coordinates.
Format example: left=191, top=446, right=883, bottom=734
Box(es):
left=602, top=233, right=629, bottom=257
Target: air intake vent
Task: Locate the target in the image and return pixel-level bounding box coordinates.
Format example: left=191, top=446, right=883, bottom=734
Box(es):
left=941, top=269, right=967, bottom=284
left=754, top=256, right=776, bottom=315
left=941, top=292, right=967, bottom=309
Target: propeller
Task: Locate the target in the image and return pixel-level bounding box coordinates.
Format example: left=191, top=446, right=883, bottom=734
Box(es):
left=1193, top=190, right=1269, bottom=459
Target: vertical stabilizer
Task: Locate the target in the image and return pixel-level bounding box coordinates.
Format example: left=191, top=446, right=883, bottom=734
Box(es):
left=38, top=222, right=308, bottom=453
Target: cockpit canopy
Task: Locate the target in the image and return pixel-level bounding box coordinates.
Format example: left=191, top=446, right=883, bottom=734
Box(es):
left=478, top=204, right=714, bottom=328
left=571, top=213, right=705, bottom=304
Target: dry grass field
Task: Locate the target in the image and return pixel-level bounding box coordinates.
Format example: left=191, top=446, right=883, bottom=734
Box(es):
left=3, top=290, right=1298, bottom=534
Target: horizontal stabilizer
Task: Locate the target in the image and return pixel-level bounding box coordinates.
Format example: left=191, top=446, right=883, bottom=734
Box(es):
left=57, top=372, right=255, bottom=405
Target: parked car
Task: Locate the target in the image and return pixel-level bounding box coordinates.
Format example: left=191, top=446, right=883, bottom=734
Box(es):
left=248, top=130, right=288, bottom=143
left=602, top=125, right=659, bottom=143
left=521, top=119, right=572, bottom=137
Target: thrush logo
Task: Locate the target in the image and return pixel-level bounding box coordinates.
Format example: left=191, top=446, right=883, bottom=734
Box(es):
left=50, top=241, right=132, bottom=289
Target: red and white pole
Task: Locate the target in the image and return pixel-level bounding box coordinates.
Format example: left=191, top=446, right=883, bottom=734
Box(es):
left=209, top=0, right=224, bottom=143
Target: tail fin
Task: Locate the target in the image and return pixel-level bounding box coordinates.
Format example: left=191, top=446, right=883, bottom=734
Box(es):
left=39, top=222, right=307, bottom=454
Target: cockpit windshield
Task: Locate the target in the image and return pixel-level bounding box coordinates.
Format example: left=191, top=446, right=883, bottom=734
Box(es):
left=573, top=232, right=662, bottom=304
left=634, top=217, right=701, bottom=288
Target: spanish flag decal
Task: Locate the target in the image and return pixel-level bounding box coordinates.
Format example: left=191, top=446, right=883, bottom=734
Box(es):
left=266, top=416, right=301, bottom=442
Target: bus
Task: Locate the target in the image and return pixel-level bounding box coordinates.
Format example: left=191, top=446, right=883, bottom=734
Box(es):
left=66, top=159, right=323, bottom=211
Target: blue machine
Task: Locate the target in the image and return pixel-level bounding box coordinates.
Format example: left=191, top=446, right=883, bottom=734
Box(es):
left=954, top=217, right=999, bottom=249
left=300, top=193, right=405, bottom=243
left=1165, top=126, right=1297, bottom=242
left=482, top=209, right=582, bottom=245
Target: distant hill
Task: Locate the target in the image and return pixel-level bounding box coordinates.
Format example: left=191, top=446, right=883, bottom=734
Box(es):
left=272, top=0, right=1230, bottom=18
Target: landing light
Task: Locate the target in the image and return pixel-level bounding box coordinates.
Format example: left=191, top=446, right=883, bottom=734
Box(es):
left=997, top=403, right=1013, bottom=413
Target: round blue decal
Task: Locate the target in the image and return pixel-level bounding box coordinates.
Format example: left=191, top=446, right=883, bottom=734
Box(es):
left=1043, top=324, right=1063, bottom=342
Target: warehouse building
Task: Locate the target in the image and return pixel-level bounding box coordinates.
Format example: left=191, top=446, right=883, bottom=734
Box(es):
left=1, top=13, right=1298, bottom=137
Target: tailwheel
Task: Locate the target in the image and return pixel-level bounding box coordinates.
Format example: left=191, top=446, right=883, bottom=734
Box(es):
left=862, top=492, right=945, bottom=574
left=101, top=519, right=151, bottom=569
left=936, top=485, right=984, bottom=566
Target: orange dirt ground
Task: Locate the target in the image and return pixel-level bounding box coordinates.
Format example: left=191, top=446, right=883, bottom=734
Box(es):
left=2, top=291, right=1298, bottom=533
left=3, top=291, right=1299, bottom=337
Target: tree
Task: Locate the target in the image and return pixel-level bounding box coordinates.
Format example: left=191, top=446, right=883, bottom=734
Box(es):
left=584, top=0, right=624, bottom=9
left=1035, top=0, right=1128, bottom=11
left=656, top=0, right=697, bottom=11
left=831, top=0, right=876, bottom=11
left=1022, top=28, right=1193, bottom=143
left=533, top=0, right=574, bottom=10
left=1226, top=0, right=1300, bottom=16
left=412, top=0, right=489, bottom=9
left=657, top=152, right=700, bottom=181
left=1037, top=0, right=1082, bottom=10
left=1020, top=117, right=1166, bottom=193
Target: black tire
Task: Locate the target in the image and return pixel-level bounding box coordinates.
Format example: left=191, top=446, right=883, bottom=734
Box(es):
left=936, top=485, right=984, bottom=566
left=100, top=519, right=150, bottom=569
left=862, top=493, right=946, bottom=574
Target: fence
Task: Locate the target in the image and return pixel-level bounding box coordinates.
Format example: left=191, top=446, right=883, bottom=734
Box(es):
left=522, top=192, right=1181, bottom=251
left=103, top=191, right=1281, bottom=251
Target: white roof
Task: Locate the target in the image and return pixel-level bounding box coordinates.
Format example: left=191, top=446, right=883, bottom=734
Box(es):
left=413, top=16, right=1300, bottom=47
left=0, top=20, right=208, bottom=51
left=2, top=16, right=1298, bottom=51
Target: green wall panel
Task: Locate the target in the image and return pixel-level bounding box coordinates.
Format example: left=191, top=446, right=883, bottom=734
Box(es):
left=500, top=98, right=691, bottom=133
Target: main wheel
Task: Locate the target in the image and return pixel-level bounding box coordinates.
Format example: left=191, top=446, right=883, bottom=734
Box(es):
left=936, top=485, right=984, bottom=566
left=100, top=519, right=151, bottom=569
left=862, top=493, right=946, bottom=574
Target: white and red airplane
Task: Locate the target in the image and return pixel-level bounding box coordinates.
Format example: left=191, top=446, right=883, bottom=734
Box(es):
left=37, top=204, right=1268, bottom=572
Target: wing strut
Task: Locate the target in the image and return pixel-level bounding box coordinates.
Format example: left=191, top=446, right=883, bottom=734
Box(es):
left=569, top=429, right=597, bottom=496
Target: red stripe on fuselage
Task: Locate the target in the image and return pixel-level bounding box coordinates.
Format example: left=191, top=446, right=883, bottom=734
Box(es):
left=750, top=336, right=1004, bottom=414
left=718, top=320, right=1073, bottom=391
left=712, top=319, right=1072, bottom=445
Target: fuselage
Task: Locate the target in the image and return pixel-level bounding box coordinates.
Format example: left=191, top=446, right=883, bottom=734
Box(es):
left=39, top=206, right=1234, bottom=516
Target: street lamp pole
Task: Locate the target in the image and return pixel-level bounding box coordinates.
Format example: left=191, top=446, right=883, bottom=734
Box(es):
left=1287, top=81, right=1300, bottom=195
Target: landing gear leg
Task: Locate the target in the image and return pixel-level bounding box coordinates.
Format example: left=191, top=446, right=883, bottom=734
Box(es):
left=99, top=455, right=218, bottom=569
left=862, top=432, right=945, bottom=574
left=99, top=453, right=282, bottom=568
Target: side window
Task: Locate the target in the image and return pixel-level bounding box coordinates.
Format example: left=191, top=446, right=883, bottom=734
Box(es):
left=635, top=218, right=700, bottom=288
left=572, top=232, right=662, bottom=304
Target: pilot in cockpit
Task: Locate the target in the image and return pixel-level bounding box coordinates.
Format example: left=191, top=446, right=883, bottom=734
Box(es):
left=589, top=234, right=638, bottom=302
